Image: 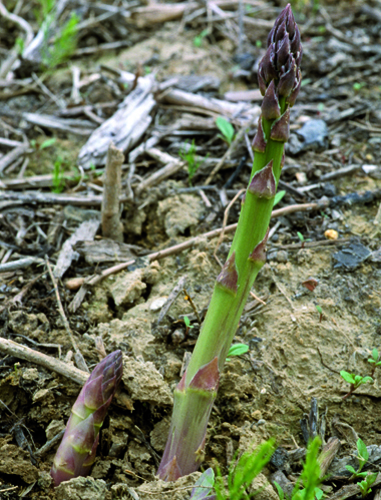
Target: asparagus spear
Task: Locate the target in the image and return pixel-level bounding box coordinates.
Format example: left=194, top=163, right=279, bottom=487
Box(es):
left=51, top=350, right=123, bottom=486
left=158, top=4, right=302, bottom=481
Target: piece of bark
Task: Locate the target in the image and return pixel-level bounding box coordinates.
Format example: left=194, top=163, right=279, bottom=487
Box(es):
left=74, top=239, right=146, bottom=264
left=318, top=437, right=341, bottom=478
left=54, top=219, right=100, bottom=278
left=101, top=142, right=124, bottom=242
left=77, top=75, right=156, bottom=169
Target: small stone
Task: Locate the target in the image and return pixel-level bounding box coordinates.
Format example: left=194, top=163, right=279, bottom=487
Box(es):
left=33, top=388, right=50, bottom=403
left=251, top=410, right=263, bottom=420
left=46, top=420, right=65, bottom=441
left=22, top=368, right=39, bottom=381
left=276, top=250, right=288, bottom=263
left=325, top=229, right=338, bottom=240
left=150, top=297, right=167, bottom=311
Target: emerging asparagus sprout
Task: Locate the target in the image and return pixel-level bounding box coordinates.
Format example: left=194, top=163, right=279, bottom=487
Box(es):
left=50, top=350, right=123, bottom=486
left=157, top=4, right=303, bottom=481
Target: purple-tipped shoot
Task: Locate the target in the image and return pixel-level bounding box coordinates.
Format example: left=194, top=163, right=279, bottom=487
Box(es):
left=158, top=4, right=302, bottom=480
left=51, top=350, right=123, bottom=486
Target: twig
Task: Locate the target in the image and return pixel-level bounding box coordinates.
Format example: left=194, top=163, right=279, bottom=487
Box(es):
left=183, top=288, right=201, bottom=324
left=0, top=2, right=34, bottom=78
left=35, top=430, right=65, bottom=458
left=0, top=338, right=88, bottom=385
left=148, top=202, right=322, bottom=262
left=68, top=259, right=136, bottom=313
left=316, top=347, right=341, bottom=375
left=155, top=276, right=188, bottom=326
left=101, top=142, right=124, bottom=242
left=0, top=256, right=44, bottom=273
left=0, top=144, right=29, bottom=174
left=45, top=258, right=89, bottom=373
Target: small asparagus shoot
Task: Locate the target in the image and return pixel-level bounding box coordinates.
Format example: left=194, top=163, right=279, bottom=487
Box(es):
left=50, top=350, right=123, bottom=486
left=158, top=3, right=303, bottom=481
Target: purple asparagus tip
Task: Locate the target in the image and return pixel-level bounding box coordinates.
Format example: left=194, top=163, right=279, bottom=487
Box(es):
left=51, top=350, right=123, bottom=486
left=258, top=3, right=302, bottom=105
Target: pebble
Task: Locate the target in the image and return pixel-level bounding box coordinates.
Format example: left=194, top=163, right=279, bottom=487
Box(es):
left=325, top=229, right=338, bottom=240
left=149, top=297, right=167, bottom=311
left=276, top=250, right=288, bottom=263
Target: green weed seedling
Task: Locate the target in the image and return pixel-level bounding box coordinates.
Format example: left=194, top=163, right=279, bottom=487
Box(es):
left=194, top=29, right=209, bottom=47
left=179, top=139, right=202, bottom=185
left=35, top=0, right=79, bottom=70
left=183, top=316, right=194, bottom=336
left=315, top=305, right=323, bottom=323
left=345, top=438, right=369, bottom=480
left=226, top=343, right=249, bottom=361
left=214, top=439, right=276, bottom=500
left=297, top=231, right=311, bottom=249
left=52, top=156, right=65, bottom=193
left=358, top=472, right=378, bottom=498
left=368, top=348, right=381, bottom=377
left=340, top=371, right=373, bottom=400
left=216, top=117, right=235, bottom=145
left=353, top=82, right=365, bottom=92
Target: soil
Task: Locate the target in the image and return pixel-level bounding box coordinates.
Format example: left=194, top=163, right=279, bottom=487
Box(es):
left=1, top=0, right=381, bottom=499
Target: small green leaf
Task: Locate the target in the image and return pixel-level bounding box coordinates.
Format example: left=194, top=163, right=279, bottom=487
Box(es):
left=340, top=371, right=355, bottom=385
left=215, top=117, right=235, bottom=145
left=314, top=488, right=325, bottom=500
left=372, top=348, right=379, bottom=361
left=273, top=481, right=285, bottom=500
left=183, top=316, right=191, bottom=328
left=297, top=231, right=304, bottom=242
left=315, top=305, right=323, bottom=315
left=40, top=137, right=57, bottom=150
left=357, top=439, right=369, bottom=463
left=227, top=343, right=249, bottom=358
left=345, top=465, right=356, bottom=474
left=361, top=376, right=373, bottom=384
left=274, top=190, right=286, bottom=206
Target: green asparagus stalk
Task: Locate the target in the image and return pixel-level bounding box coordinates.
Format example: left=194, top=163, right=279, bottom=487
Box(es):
left=157, top=4, right=302, bottom=481
left=51, top=350, right=123, bottom=486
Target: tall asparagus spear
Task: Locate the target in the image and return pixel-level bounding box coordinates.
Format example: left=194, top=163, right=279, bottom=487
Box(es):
left=51, top=350, right=123, bottom=486
left=157, top=4, right=303, bottom=481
